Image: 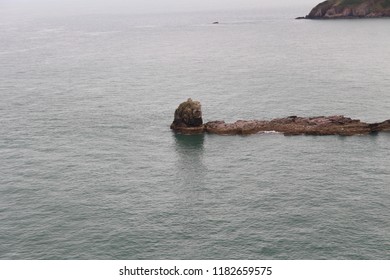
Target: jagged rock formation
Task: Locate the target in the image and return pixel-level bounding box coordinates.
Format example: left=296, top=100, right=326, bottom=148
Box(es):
left=170, top=99, right=390, bottom=136
left=304, top=0, right=390, bottom=19
left=170, top=98, right=204, bottom=133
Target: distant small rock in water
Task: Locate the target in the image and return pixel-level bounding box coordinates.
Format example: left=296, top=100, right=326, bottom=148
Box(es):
left=170, top=99, right=390, bottom=136
left=212, top=21, right=219, bottom=24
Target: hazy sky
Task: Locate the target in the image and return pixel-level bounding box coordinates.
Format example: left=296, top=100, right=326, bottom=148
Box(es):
left=2, top=0, right=319, bottom=15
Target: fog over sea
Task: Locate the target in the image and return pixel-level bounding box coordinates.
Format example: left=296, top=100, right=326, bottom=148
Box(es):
left=0, top=6, right=389, bottom=259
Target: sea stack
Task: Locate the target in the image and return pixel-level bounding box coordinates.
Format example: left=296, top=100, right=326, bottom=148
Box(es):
left=303, top=0, right=390, bottom=19
left=170, top=98, right=205, bottom=134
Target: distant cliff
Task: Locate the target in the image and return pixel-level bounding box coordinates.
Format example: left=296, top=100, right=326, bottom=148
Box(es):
left=304, top=0, right=390, bottom=19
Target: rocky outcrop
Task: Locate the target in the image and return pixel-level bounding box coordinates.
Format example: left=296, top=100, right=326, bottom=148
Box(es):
left=170, top=98, right=204, bottom=133
left=170, top=99, right=390, bottom=136
left=303, top=0, right=390, bottom=19
left=204, top=116, right=390, bottom=136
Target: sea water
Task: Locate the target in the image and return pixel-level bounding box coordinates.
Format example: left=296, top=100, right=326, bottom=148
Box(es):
left=0, top=7, right=389, bottom=259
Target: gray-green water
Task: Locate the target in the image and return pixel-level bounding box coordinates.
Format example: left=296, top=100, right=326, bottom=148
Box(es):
left=0, top=7, right=389, bottom=259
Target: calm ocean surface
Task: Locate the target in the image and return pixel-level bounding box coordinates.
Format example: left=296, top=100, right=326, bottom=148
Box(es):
left=0, top=7, right=389, bottom=259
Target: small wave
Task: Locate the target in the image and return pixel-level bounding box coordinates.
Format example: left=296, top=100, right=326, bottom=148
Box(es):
left=37, top=28, right=64, bottom=34
left=0, top=47, right=44, bottom=55
left=85, top=31, right=122, bottom=36
left=133, top=25, right=159, bottom=29
left=259, top=131, right=281, bottom=134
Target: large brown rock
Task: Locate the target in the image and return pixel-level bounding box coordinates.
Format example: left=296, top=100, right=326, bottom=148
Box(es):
left=204, top=116, right=390, bottom=136
left=170, top=98, right=204, bottom=134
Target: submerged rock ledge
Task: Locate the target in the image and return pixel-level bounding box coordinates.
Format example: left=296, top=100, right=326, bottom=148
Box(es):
left=170, top=99, right=390, bottom=136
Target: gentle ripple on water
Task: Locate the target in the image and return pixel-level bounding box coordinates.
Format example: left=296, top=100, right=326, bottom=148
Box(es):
left=0, top=8, right=389, bottom=259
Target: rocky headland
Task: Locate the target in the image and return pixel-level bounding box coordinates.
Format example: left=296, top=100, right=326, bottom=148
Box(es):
left=300, top=0, right=390, bottom=19
left=170, top=99, right=390, bottom=136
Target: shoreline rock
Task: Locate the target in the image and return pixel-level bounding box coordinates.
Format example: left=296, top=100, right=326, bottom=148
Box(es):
left=170, top=99, right=390, bottom=136
left=299, top=0, right=390, bottom=19
left=204, top=116, right=390, bottom=136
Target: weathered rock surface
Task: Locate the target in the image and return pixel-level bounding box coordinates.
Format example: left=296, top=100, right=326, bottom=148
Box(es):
left=170, top=99, right=390, bottom=136
left=170, top=98, right=204, bottom=133
left=204, top=116, right=390, bottom=136
left=303, top=0, right=390, bottom=19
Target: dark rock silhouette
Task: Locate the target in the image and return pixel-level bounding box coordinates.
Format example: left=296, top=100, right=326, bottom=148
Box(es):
left=301, top=0, right=390, bottom=19
left=170, top=99, right=390, bottom=136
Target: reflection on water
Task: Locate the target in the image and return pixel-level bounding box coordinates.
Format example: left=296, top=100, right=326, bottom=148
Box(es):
left=172, top=132, right=207, bottom=195
left=173, top=133, right=205, bottom=170
left=172, top=133, right=210, bottom=241
left=174, top=133, right=205, bottom=151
